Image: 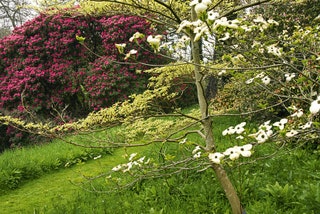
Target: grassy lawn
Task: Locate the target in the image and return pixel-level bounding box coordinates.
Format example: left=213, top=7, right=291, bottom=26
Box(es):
left=0, top=146, right=142, bottom=213
left=0, top=113, right=319, bottom=213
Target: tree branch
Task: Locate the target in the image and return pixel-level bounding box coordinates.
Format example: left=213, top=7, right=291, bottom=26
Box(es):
left=221, top=0, right=271, bottom=18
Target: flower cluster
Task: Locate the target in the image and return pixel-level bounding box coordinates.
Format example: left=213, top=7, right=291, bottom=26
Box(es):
left=189, top=122, right=253, bottom=164
left=245, top=71, right=296, bottom=86
left=190, top=0, right=212, bottom=15
left=112, top=153, right=150, bottom=173
left=208, top=144, right=253, bottom=164
left=208, top=107, right=316, bottom=164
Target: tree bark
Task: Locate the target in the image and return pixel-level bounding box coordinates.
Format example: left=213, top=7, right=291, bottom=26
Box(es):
left=190, top=7, right=243, bottom=214
left=212, top=164, right=244, bottom=214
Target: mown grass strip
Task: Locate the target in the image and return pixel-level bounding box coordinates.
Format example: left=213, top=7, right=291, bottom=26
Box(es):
left=0, top=140, right=112, bottom=193
left=0, top=146, right=143, bottom=214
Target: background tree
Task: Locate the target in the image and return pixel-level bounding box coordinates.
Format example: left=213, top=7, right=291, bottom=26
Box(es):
left=0, top=0, right=34, bottom=37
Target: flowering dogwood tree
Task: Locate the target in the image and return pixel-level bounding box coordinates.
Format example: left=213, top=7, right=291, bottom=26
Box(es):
left=1, top=0, right=319, bottom=213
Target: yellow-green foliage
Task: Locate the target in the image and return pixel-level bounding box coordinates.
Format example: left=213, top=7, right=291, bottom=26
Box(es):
left=146, top=63, right=194, bottom=89
left=80, top=0, right=191, bottom=22
left=0, top=63, right=197, bottom=142
left=124, top=108, right=201, bottom=142
left=36, top=0, right=191, bottom=28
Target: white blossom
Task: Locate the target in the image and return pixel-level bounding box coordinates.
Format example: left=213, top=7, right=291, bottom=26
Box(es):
left=129, top=153, right=137, bottom=161
left=259, top=121, right=273, bottom=136
left=147, top=35, right=162, bottom=52
left=190, top=0, right=212, bottom=6
left=252, top=41, right=261, bottom=48
left=253, top=15, right=267, bottom=24
left=234, top=122, right=246, bottom=134
left=223, top=147, right=241, bottom=160
left=112, top=164, right=122, bottom=172
left=249, top=122, right=272, bottom=143
left=213, top=17, right=239, bottom=29
left=138, top=156, right=146, bottom=163
left=193, top=25, right=209, bottom=41
left=286, top=130, right=299, bottom=138
left=208, top=152, right=225, bottom=164
left=129, top=32, right=144, bottom=42
left=222, top=126, right=235, bottom=136
left=190, top=0, right=212, bottom=15
left=245, top=78, right=255, bottom=84
left=207, top=11, right=219, bottom=21
left=236, top=135, right=244, bottom=140
left=255, top=130, right=269, bottom=143
left=123, top=162, right=135, bottom=172
left=273, top=118, right=288, bottom=130
left=179, top=35, right=190, bottom=43
left=124, top=49, right=138, bottom=59
left=218, top=69, right=226, bottom=76
left=93, top=155, right=102, bottom=160
left=241, top=25, right=252, bottom=32
left=179, top=138, right=187, bottom=144
left=255, top=72, right=265, bottom=78
left=191, top=19, right=203, bottom=27
left=115, top=43, right=126, bottom=54
left=300, top=121, right=312, bottom=130
left=291, top=109, right=303, bottom=118
left=285, top=73, right=296, bottom=82
left=219, top=32, right=230, bottom=41
left=309, top=97, right=320, bottom=114
left=262, top=76, right=271, bottom=85
left=177, top=20, right=192, bottom=33
left=193, top=151, right=202, bottom=158
left=202, top=0, right=212, bottom=5
left=192, top=145, right=201, bottom=154
left=195, top=3, right=208, bottom=14
left=267, top=44, right=282, bottom=57
left=129, top=49, right=137, bottom=55
left=267, top=19, right=279, bottom=26
left=238, top=144, right=253, bottom=157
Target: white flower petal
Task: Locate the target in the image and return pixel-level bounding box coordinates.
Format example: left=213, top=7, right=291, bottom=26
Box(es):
left=208, top=152, right=224, bottom=164
left=195, top=3, right=207, bottom=14
left=192, top=146, right=201, bottom=154
left=310, top=100, right=320, bottom=114
left=262, top=76, right=271, bottom=85
left=240, top=150, right=252, bottom=157
left=246, top=78, right=255, bottom=84
left=207, top=11, right=219, bottom=21
left=129, top=153, right=137, bottom=161
left=255, top=130, right=269, bottom=143
left=229, top=152, right=240, bottom=160
left=286, top=130, right=298, bottom=137
left=193, top=151, right=201, bottom=158
left=300, top=121, right=312, bottom=130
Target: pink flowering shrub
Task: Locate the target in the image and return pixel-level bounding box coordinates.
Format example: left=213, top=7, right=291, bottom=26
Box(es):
left=0, top=11, right=164, bottom=148
left=0, top=13, right=159, bottom=114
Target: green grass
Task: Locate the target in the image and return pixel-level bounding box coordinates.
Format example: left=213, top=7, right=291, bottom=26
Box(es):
left=0, top=113, right=319, bottom=213
left=0, top=139, right=112, bottom=193
left=0, top=146, right=142, bottom=213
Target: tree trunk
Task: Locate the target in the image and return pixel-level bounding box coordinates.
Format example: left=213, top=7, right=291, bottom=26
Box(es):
left=190, top=7, right=243, bottom=214
left=212, top=164, right=244, bottom=214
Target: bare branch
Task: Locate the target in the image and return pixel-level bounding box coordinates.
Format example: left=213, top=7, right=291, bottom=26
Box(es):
left=221, top=0, right=272, bottom=18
